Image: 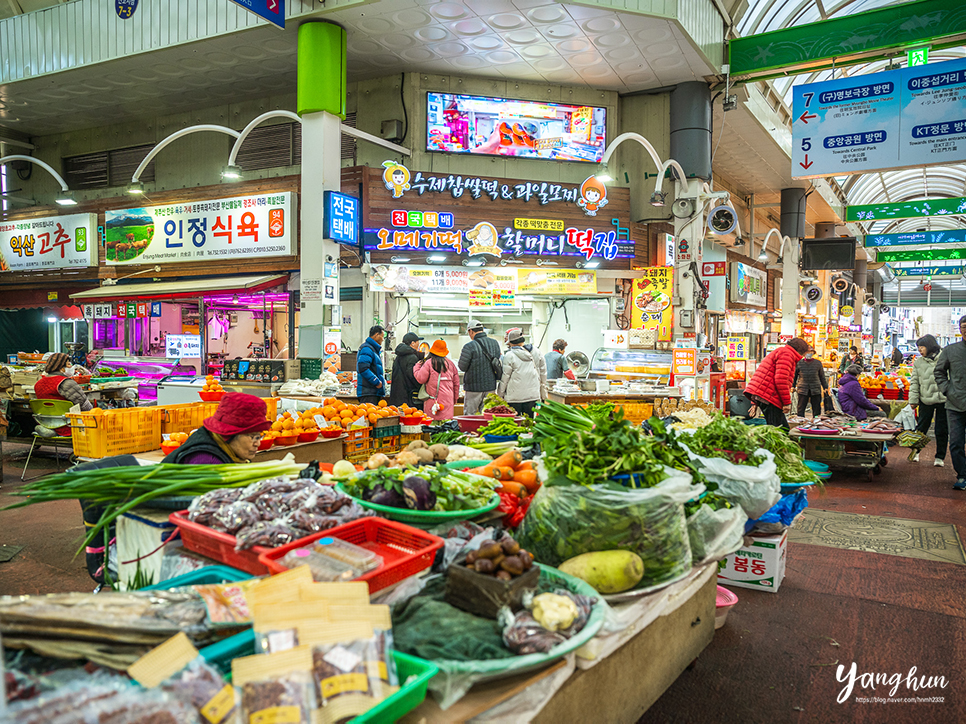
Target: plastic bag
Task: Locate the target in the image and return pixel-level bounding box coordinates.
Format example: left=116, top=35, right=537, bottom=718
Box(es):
left=895, top=404, right=917, bottom=431
left=686, top=503, right=747, bottom=564
left=745, top=487, right=808, bottom=535
left=517, top=470, right=702, bottom=588
left=682, top=446, right=780, bottom=519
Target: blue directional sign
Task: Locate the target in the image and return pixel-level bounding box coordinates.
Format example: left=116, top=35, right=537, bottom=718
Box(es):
left=793, top=57, right=966, bottom=178
left=892, top=265, right=964, bottom=277
left=864, top=229, right=966, bottom=247
left=323, top=190, right=360, bottom=247
left=228, top=0, right=284, bottom=30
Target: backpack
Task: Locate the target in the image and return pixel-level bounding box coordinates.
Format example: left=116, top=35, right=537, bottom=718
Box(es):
left=476, top=338, right=503, bottom=379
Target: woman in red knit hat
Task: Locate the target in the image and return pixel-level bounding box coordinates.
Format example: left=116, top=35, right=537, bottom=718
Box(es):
left=163, top=392, right=271, bottom=464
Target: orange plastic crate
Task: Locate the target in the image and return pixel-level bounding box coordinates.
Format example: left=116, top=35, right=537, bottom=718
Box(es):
left=68, top=407, right=164, bottom=458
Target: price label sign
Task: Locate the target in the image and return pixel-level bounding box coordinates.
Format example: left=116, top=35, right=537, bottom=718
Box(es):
left=726, top=336, right=748, bottom=361
left=672, top=348, right=697, bottom=376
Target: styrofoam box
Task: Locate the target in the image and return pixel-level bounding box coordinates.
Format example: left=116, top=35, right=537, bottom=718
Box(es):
left=717, top=531, right=787, bottom=593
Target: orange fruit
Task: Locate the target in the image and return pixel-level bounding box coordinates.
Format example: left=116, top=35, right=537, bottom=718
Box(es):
left=295, top=418, right=306, bottom=428
left=378, top=400, right=387, bottom=408
left=271, top=420, right=283, bottom=432
left=321, top=406, right=335, bottom=418
left=368, top=413, right=379, bottom=424
left=282, top=418, right=296, bottom=431
left=340, top=409, right=352, bottom=419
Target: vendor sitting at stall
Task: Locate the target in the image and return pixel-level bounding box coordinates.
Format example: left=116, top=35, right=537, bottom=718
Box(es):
left=163, top=392, right=271, bottom=464
left=838, top=364, right=887, bottom=420
left=33, top=353, right=93, bottom=437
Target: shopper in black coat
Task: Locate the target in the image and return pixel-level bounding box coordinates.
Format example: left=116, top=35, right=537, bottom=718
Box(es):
left=389, top=332, right=424, bottom=407
left=458, top=320, right=502, bottom=414
left=794, top=348, right=828, bottom=417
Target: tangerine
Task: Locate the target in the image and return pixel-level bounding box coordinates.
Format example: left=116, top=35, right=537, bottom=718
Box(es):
left=378, top=400, right=388, bottom=408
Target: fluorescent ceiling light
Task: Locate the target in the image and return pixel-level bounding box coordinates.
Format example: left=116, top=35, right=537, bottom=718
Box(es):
left=221, top=165, right=242, bottom=180
left=427, top=255, right=448, bottom=262
left=584, top=260, right=600, bottom=269
left=47, top=316, right=57, bottom=323
left=127, top=181, right=144, bottom=195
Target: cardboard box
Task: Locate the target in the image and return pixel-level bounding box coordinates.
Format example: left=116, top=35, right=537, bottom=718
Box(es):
left=718, top=531, right=787, bottom=593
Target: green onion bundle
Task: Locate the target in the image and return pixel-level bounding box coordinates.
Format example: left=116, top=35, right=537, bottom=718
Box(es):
left=5, top=458, right=304, bottom=552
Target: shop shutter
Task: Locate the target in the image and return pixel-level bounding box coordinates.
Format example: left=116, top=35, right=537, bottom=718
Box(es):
left=237, top=123, right=296, bottom=170
left=108, top=144, right=155, bottom=186
left=63, top=152, right=109, bottom=190
left=341, top=112, right=357, bottom=162
left=63, top=144, right=155, bottom=190
left=340, top=286, right=363, bottom=302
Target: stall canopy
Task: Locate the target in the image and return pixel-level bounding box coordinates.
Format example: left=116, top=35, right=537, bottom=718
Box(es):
left=69, top=274, right=289, bottom=303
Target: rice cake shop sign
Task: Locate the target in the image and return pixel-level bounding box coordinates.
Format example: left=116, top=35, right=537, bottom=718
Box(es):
left=105, top=193, right=294, bottom=265
left=365, top=162, right=634, bottom=264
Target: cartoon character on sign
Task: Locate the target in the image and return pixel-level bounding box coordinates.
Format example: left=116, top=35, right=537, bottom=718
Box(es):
left=465, top=222, right=501, bottom=256
left=382, top=161, right=411, bottom=199
left=577, top=176, right=608, bottom=216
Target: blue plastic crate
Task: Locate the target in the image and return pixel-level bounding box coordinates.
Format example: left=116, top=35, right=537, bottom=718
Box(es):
left=142, top=564, right=252, bottom=591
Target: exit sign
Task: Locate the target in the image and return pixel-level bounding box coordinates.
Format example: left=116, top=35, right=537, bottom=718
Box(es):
left=908, top=47, right=928, bottom=67
left=229, top=0, right=284, bottom=29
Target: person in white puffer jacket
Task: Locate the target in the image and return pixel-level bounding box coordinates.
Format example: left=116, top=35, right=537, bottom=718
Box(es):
left=497, top=328, right=547, bottom=417
left=908, top=334, right=947, bottom=466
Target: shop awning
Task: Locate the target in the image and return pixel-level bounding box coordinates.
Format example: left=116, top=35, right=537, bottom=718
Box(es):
left=69, top=274, right=289, bottom=303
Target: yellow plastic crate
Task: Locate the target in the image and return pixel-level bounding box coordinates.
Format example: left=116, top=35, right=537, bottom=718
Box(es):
left=160, top=402, right=219, bottom=435
left=68, top=407, right=164, bottom=458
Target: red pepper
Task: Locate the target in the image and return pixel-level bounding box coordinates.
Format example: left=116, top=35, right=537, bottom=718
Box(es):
left=498, top=492, right=531, bottom=528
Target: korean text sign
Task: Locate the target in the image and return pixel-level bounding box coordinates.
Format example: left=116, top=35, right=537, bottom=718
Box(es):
left=726, top=336, right=749, bottom=361
left=323, top=190, right=359, bottom=246
left=0, top=213, right=97, bottom=272
left=630, top=267, right=673, bottom=342
left=730, top=262, right=767, bottom=307
left=792, top=56, right=966, bottom=178
left=105, top=193, right=293, bottom=265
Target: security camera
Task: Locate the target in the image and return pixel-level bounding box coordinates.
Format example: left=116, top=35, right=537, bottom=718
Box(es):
left=707, top=204, right=737, bottom=235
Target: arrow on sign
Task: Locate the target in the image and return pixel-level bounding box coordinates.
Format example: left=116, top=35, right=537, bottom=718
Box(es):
left=798, top=110, right=817, bottom=124
left=800, top=154, right=814, bottom=170
left=267, top=0, right=278, bottom=10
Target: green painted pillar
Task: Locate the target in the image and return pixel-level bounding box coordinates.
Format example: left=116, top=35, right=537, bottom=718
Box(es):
left=297, top=22, right=347, bottom=119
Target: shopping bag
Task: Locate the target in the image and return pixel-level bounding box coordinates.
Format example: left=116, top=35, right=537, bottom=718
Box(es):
left=894, top=404, right=917, bottom=431
left=823, top=393, right=836, bottom=414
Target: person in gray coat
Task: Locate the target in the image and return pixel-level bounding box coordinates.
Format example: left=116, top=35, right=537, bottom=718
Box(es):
left=497, top=328, right=547, bottom=417
left=545, top=339, right=567, bottom=380
left=793, top=348, right=827, bottom=417
left=458, top=321, right=502, bottom=415
left=909, top=334, right=947, bottom=466
left=934, top=315, right=966, bottom=490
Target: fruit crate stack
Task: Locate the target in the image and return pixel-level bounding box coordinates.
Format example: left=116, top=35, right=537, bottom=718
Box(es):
left=342, top=427, right=372, bottom=461
left=400, top=431, right=430, bottom=448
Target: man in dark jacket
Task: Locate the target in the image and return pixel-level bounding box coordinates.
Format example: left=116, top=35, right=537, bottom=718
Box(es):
left=459, top=320, right=502, bottom=414
left=356, top=325, right=386, bottom=404
left=389, top=332, right=424, bottom=407
left=794, top=348, right=828, bottom=417
left=935, top=314, right=966, bottom=490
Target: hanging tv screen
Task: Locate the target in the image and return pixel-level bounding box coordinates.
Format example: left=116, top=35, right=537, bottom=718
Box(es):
left=801, top=237, right=857, bottom=270
left=426, top=92, right=606, bottom=163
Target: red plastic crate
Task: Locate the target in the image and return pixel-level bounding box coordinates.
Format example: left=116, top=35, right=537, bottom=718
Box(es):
left=169, top=511, right=271, bottom=575
left=258, top=518, right=444, bottom=594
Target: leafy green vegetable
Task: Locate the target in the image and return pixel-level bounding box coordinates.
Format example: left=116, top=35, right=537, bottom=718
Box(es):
left=677, top=413, right=765, bottom=466
left=684, top=492, right=732, bottom=517
left=340, top=466, right=497, bottom=511
left=430, top=430, right=466, bottom=446
left=482, top=393, right=508, bottom=411
left=749, top=425, right=820, bottom=484
left=531, top=400, right=596, bottom=444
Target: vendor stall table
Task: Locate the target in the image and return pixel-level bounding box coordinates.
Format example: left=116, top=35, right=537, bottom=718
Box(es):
left=547, top=390, right=682, bottom=425
left=791, top=429, right=897, bottom=481
left=131, top=436, right=344, bottom=465
left=401, top=565, right=716, bottom=723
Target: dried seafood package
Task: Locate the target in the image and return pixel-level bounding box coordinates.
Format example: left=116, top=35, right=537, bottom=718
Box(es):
left=232, top=646, right=316, bottom=724
left=128, top=633, right=237, bottom=724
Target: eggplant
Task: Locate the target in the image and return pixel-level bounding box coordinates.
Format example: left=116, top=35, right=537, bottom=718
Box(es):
left=368, top=484, right=406, bottom=508
left=402, top=475, right=437, bottom=511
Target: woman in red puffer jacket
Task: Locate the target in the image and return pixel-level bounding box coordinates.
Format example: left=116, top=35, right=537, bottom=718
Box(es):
left=744, top=337, right=810, bottom=429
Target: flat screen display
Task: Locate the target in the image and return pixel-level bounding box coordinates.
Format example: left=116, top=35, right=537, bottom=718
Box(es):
left=426, top=92, right=606, bottom=163
left=801, top=237, right=856, bottom=270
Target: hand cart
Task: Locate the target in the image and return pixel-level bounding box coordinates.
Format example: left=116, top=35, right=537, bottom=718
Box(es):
left=790, top=429, right=897, bottom=482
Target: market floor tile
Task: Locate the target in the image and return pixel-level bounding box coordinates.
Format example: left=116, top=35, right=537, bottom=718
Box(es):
left=640, top=439, right=966, bottom=724
left=0, top=443, right=93, bottom=596
left=788, top=508, right=965, bottom=565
